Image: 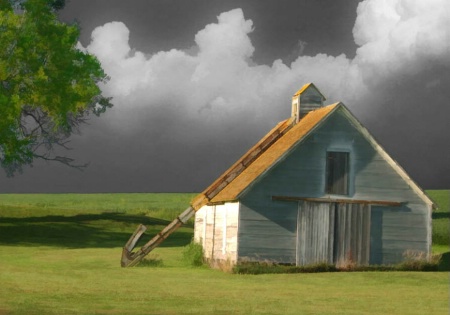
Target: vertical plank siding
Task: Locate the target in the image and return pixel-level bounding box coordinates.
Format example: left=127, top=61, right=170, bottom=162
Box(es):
left=333, top=203, right=370, bottom=265
left=296, top=201, right=370, bottom=266
left=194, top=203, right=239, bottom=263
left=296, top=201, right=334, bottom=265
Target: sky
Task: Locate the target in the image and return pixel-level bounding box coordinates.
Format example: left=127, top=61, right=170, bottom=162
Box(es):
left=2, top=0, right=450, bottom=192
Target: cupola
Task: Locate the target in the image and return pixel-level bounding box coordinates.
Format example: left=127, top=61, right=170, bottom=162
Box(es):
left=291, top=83, right=326, bottom=123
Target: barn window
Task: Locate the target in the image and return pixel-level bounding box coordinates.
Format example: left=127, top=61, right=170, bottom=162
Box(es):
left=326, top=151, right=349, bottom=195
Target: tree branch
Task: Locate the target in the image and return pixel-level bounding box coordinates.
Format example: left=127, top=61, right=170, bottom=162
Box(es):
left=32, top=153, right=88, bottom=171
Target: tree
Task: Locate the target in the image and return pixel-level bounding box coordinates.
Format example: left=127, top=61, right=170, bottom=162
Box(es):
left=0, top=0, right=112, bottom=176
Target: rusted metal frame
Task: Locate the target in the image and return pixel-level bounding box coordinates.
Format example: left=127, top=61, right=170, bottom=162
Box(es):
left=123, top=224, right=147, bottom=252
left=121, top=206, right=195, bottom=267
left=121, top=224, right=147, bottom=266
left=272, top=196, right=403, bottom=207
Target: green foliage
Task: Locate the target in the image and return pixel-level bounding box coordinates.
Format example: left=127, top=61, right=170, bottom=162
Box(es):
left=427, top=190, right=450, bottom=246
left=397, top=250, right=443, bottom=271
left=182, top=240, right=205, bottom=266
left=233, top=261, right=338, bottom=274
left=396, top=260, right=438, bottom=272
left=136, top=254, right=164, bottom=267
left=232, top=258, right=443, bottom=275
left=0, top=0, right=111, bottom=175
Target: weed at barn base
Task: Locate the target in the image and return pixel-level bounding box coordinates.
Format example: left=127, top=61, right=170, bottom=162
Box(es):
left=136, top=254, right=164, bottom=267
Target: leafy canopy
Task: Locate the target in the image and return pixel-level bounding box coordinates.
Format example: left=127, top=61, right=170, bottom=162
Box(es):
left=0, top=0, right=112, bottom=175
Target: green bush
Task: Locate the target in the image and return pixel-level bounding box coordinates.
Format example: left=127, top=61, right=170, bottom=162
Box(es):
left=397, top=260, right=438, bottom=271
left=136, top=255, right=164, bottom=267
left=182, top=241, right=204, bottom=266
left=397, top=251, right=442, bottom=271
left=233, top=261, right=338, bottom=274
left=232, top=257, right=443, bottom=274
left=428, top=190, right=450, bottom=246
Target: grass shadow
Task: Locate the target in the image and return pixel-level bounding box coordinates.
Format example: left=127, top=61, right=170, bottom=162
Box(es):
left=438, top=251, right=450, bottom=271
left=432, top=212, right=450, bottom=219
left=0, top=212, right=174, bottom=225
left=0, top=212, right=193, bottom=249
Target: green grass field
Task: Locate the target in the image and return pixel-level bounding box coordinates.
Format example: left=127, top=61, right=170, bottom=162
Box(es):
left=0, top=191, right=448, bottom=314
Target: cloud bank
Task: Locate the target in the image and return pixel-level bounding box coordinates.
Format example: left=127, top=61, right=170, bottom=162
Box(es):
left=86, top=0, right=449, bottom=114
left=70, top=0, right=450, bottom=190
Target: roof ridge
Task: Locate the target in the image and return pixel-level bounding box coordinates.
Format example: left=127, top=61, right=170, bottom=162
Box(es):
left=191, top=117, right=294, bottom=210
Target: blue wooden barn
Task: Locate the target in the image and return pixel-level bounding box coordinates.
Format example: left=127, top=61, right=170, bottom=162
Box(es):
left=193, top=83, right=434, bottom=266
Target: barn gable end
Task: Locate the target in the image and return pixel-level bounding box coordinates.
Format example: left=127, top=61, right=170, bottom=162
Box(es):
left=237, top=107, right=432, bottom=265
left=193, top=83, right=433, bottom=267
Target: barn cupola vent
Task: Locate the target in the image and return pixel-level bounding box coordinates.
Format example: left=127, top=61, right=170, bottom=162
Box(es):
left=291, top=83, right=326, bottom=123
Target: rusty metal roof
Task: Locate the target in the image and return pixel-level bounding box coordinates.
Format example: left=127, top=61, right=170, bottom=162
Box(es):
left=191, top=103, right=339, bottom=209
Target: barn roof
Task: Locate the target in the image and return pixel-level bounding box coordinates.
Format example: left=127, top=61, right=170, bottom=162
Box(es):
left=191, top=101, right=435, bottom=210
left=209, top=103, right=338, bottom=203
left=191, top=103, right=339, bottom=210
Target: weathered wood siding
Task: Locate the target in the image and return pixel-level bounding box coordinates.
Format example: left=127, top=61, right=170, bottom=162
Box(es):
left=238, top=107, right=430, bottom=265
left=299, top=87, right=324, bottom=117
left=369, top=205, right=429, bottom=264
left=297, top=201, right=335, bottom=265
left=296, top=201, right=370, bottom=266
left=333, top=203, right=371, bottom=265
left=238, top=199, right=297, bottom=263
left=194, top=202, right=239, bottom=263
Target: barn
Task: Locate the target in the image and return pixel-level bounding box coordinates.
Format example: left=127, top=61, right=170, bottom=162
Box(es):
left=192, top=83, right=434, bottom=267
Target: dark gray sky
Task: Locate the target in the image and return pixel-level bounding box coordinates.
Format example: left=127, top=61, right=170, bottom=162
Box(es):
left=2, top=0, right=450, bottom=192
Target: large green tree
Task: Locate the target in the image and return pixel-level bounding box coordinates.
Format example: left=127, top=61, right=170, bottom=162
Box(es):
left=0, top=0, right=112, bottom=176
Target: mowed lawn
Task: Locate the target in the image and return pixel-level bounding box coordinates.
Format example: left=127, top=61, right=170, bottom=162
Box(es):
left=0, top=192, right=448, bottom=315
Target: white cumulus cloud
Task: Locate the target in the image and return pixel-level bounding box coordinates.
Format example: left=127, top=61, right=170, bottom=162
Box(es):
left=78, top=0, right=449, bottom=189
left=85, top=1, right=449, bottom=131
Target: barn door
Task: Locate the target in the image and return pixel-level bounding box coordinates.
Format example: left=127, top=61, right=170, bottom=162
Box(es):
left=296, top=201, right=335, bottom=265
left=333, top=203, right=371, bottom=265
left=296, top=201, right=371, bottom=266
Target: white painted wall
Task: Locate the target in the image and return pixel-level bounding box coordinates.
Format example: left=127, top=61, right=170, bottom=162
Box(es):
left=194, top=202, right=239, bottom=263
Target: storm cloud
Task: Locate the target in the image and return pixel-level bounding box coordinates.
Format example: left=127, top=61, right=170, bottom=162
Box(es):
left=4, top=0, right=450, bottom=192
